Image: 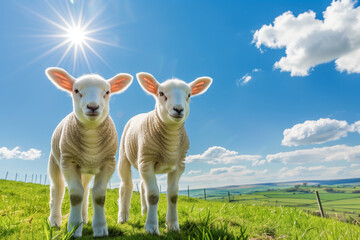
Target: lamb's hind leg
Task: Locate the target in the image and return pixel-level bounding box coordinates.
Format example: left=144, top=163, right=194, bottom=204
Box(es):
left=48, top=154, right=65, bottom=227
left=118, top=153, right=133, bottom=223
left=140, top=180, right=147, bottom=215
left=81, top=174, right=92, bottom=224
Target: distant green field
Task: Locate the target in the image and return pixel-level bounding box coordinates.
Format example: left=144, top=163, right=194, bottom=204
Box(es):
left=1, top=180, right=360, bottom=239
left=189, top=185, right=360, bottom=222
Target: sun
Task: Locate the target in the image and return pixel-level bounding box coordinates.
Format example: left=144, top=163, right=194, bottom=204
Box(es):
left=66, top=25, right=86, bottom=46
left=21, top=1, right=119, bottom=72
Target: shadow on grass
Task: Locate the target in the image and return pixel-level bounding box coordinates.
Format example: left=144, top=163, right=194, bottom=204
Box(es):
left=70, top=219, right=248, bottom=240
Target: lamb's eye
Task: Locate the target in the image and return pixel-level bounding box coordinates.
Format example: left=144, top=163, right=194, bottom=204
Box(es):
left=74, top=89, right=82, bottom=97
left=159, top=91, right=167, bottom=101
left=188, top=94, right=191, bottom=98
left=106, top=91, right=110, bottom=95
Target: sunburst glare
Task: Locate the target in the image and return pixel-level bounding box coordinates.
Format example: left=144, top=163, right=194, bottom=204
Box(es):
left=21, top=1, right=119, bottom=72
left=67, top=25, right=86, bottom=45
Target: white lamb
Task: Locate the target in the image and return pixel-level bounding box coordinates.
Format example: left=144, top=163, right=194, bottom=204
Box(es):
left=46, top=67, right=133, bottom=237
left=117, top=72, right=212, bottom=234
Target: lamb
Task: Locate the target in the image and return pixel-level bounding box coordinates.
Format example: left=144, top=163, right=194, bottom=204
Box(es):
left=117, top=72, right=212, bottom=234
left=45, top=67, right=133, bottom=237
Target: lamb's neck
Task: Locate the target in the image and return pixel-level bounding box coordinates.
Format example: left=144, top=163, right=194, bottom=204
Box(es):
left=154, top=110, right=184, bottom=134
left=74, top=114, right=110, bottom=146
left=151, top=110, right=185, bottom=153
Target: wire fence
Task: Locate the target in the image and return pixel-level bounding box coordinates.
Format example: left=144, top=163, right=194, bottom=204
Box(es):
left=0, top=171, right=117, bottom=189
left=1, top=171, right=359, bottom=221
left=1, top=171, right=49, bottom=185
left=0, top=171, right=278, bottom=200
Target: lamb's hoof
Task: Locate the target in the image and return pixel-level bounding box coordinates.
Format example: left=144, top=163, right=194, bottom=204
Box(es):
left=68, top=223, right=83, bottom=238
left=92, top=218, right=108, bottom=237
left=145, top=222, right=160, bottom=235
left=167, top=222, right=180, bottom=232
left=49, top=215, right=61, bottom=227
left=118, top=212, right=129, bottom=223
left=93, top=226, right=108, bottom=237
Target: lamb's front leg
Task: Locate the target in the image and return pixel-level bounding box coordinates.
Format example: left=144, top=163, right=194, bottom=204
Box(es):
left=61, top=162, right=84, bottom=237
left=139, top=162, right=160, bottom=235
left=166, top=168, right=183, bottom=232
left=92, top=161, right=115, bottom=237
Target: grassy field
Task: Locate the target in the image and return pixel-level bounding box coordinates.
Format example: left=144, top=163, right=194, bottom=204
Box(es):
left=201, top=185, right=360, bottom=222
left=1, top=180, right=360, bottom=239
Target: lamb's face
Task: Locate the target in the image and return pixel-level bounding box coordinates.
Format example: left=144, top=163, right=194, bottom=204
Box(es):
left=72, top=76, right=111, bottom=124
left=136, top=72, right=212, bottom=125
left=46, top=67, right=133, bottom=125
left=156, top=80, right=191, bottom=124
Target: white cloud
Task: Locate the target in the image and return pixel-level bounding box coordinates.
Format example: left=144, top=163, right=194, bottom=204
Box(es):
left=278, top=166, right=346, bottom=179
left=0, top=146, right=41, bottom=160
left=236, top=68, right=261, bottom=86
left=186, top=146, right=262, bottom=165
left=282, top=118, right=353, bottom=146
left=209, top=165, right=255, bottom=175
left=237, top=74, right=252, bottom=86
left=253, top=0, right=360, bottom=76
left=252, top=159, right=266, bottom=166
left=180, top=165, right=269, bottom=189
left=352, top=120, right=360, bottom=133
left=350, top=163, right=360, bottom=168
left=188, top=170, right=201, bottom=175
left=267, top=144, right=360, bottom=164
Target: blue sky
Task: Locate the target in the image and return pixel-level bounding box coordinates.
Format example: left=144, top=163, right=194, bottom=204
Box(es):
left=1, top=0, right=360, bottom=190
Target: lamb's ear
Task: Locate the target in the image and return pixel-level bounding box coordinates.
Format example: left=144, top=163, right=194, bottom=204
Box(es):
left=108, top=73, right=133, bottom=94
left=45, top=67, right=75, bottom=92
left=189, top=77, right=212, bottom=96
left=136, top=72, right=160, bottom=96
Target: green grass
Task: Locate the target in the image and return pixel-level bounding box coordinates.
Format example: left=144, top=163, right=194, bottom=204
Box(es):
left=200, top=185, right=360, bottom=226
left=1, top=180, right=360, bottom=239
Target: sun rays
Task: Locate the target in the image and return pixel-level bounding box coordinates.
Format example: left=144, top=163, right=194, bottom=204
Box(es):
left=21, top=0, right=118, bottom=72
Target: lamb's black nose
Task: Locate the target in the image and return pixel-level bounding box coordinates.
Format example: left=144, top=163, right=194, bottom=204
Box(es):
left=173, top=106, right=184, bottom=114
left=87, top=103, right=99, bottom=112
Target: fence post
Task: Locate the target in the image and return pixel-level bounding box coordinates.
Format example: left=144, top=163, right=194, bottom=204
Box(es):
left=136, top=183, right=139, bottom=192
left=25, top=174, right=27, bottom=183
left=40, top=174, right=42, bottom=184
left=159, top=185, right=161, bottom=193
left=35, top=174, right=37, bottom=184
left=204, top=188, right=206, bottom=201
left=228, top=191, right=231, bottom=203
left=315, top=191, right=325, bottom=218
left=44, top=175, right=47, bottom=185
left=31, top=174, right=34, bottom=183
left=5, top=171, right=8, bottom=180
left=15, top=173, right=18, bottom=181
left=188, top=185, right=190, bottom=198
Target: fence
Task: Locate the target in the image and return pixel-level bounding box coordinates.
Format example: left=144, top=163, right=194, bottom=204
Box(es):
left=0, top=171, right=115, bottom=189
left=0, top=173, right=286, bottom=202
left=2, top=171, right=48, bottom=185
left=1, top=172, right=238, bottom=201
left=0, top=172, right=346, bottom=218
